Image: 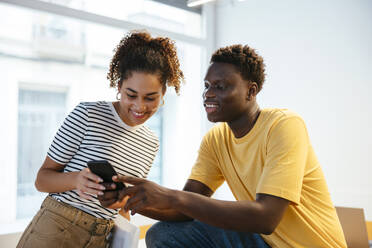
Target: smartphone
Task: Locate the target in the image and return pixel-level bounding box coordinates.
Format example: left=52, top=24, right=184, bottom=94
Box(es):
left=87, top=160, right=125, bottom=190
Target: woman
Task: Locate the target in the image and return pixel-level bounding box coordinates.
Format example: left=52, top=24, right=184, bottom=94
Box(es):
left=17, top=30, right=184, bottom=248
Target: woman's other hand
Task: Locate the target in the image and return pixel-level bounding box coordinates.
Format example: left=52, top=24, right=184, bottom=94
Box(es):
left=75, top=168, right=105, bottom=200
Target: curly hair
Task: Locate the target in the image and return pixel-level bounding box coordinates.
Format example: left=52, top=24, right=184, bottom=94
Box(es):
left=107, top=30, right=184, bottom=94
left=211, top=44, right=266, bottom=92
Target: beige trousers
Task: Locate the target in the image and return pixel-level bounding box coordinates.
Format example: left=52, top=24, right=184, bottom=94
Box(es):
left=17, top=196, right=114, bottom=248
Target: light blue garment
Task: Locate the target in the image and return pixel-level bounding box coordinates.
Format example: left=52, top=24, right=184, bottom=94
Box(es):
left=146, top=220, right=271, bottom=248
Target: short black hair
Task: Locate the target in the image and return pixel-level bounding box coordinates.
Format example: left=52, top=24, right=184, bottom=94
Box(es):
left=211, top=44, right=265, bottom=92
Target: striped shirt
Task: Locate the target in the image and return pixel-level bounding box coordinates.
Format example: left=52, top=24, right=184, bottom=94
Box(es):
left=47, top=101, right=159, bottom=219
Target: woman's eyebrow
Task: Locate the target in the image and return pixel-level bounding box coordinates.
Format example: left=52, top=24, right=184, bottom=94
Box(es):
left=146, top=92, right=160, bottom=96
left=126, top=88, right=160, bottom=96
left=126, top=88, right=137, bottom=93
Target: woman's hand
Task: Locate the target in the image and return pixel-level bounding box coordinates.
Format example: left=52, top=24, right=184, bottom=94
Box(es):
left=75, top=168, right=105, bottom=200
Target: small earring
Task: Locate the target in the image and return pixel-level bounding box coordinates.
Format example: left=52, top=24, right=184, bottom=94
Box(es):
left=160, top=98, right=165, bottom=107
left=116, top=92, right=121, bottom=100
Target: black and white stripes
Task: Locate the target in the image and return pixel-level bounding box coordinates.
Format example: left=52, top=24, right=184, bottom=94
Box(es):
left=48, top=101, right=159, bottom=219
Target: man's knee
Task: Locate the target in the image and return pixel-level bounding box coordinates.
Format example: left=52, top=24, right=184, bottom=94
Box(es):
left=145, top=221, right=172, bottom=246
left=146, top=221, right=203, bottom=248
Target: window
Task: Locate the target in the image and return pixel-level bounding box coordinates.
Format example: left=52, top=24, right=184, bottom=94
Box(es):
left=0, top=0, right=207, bottom=233
left=37, top=0, right=202, bottom=38
left=145, top=109, right=163, bottom=183
left=17, top=87, right=67, bottom=219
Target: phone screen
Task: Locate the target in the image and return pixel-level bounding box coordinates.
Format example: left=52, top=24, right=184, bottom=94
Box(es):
left=87, top=160, right=125, bottom=190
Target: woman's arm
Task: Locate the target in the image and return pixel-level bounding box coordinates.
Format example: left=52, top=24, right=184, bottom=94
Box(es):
left=35, top=156, right=105, bottom=199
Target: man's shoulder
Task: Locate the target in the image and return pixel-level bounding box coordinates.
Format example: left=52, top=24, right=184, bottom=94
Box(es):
left=205, top=122, right=229, bottom=137
left=262, top=108, right=304, bottom=126
left=262, top=108, right=308, bottom=140
left=263, top=108, right=301, bottom=119
left=200, top=123, right=228, bottom=148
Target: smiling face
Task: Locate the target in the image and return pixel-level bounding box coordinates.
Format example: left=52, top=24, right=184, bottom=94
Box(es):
left=118, top=71, right=164, bottom=126
left=203, top=62, right=253, bottom=123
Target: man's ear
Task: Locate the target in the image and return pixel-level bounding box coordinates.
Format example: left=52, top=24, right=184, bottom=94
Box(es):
left=246, top=82, right=258, bottom=101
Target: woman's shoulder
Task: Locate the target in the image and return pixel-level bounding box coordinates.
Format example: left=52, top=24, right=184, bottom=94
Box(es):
left=76, top=101, right=113, bottom=114
left=135, top=125, right=160, bottom=146
left=78, top=101, right=110, bottom=109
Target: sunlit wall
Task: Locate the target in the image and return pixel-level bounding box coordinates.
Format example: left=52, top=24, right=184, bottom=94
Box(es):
left=215, top=0, right=372, bottom=219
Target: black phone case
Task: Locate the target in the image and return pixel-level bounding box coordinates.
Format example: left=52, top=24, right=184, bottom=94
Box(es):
left=87, top=160, right=125, bottom=190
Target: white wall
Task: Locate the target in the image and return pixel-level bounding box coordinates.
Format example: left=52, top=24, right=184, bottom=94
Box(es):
left=214, top=0, right=372, bottom=219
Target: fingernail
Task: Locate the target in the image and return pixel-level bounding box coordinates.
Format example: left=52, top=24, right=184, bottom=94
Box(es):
left=98, top=192, right=103, bottom=195
left=100, top=186, right=105, bottom=190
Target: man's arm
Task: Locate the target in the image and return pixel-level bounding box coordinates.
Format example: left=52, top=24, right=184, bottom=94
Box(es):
left=169, top=189, right=289, bottom=234
left=135, top=179, right=214, bottom=221
left=118, top=176, right=290, bottom=234
left=98, top=179, right=213, bottom=222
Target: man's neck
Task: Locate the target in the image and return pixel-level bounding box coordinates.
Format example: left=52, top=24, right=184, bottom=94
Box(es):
left=228, top=102, right=261, bottom=138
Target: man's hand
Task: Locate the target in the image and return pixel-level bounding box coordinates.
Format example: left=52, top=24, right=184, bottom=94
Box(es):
left=97, top=182, right=119, bottom=208
left=97, top=182, right=130, bottom=220
left=113, top=175, right=174, bottom=215
left=97, top=182, right=128, bottom=209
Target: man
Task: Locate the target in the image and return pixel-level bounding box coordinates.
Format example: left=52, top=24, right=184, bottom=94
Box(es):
left=99, top=44, right=347, bottom=247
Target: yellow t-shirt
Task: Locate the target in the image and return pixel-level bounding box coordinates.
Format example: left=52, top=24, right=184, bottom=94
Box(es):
left=189, top=108, right=346, bottom=248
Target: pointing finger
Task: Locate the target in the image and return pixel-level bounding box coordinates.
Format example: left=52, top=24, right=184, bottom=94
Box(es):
left=113, top=175, right=146, bottom=185
left=124, top=193, right=145, bottom=212
left=130, top=201, right=147, bottom=216
left=119, top=186, right=139, bottom=198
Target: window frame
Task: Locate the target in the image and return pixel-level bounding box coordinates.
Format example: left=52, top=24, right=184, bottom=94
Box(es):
left=0, top=0, right=215, bottom=235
